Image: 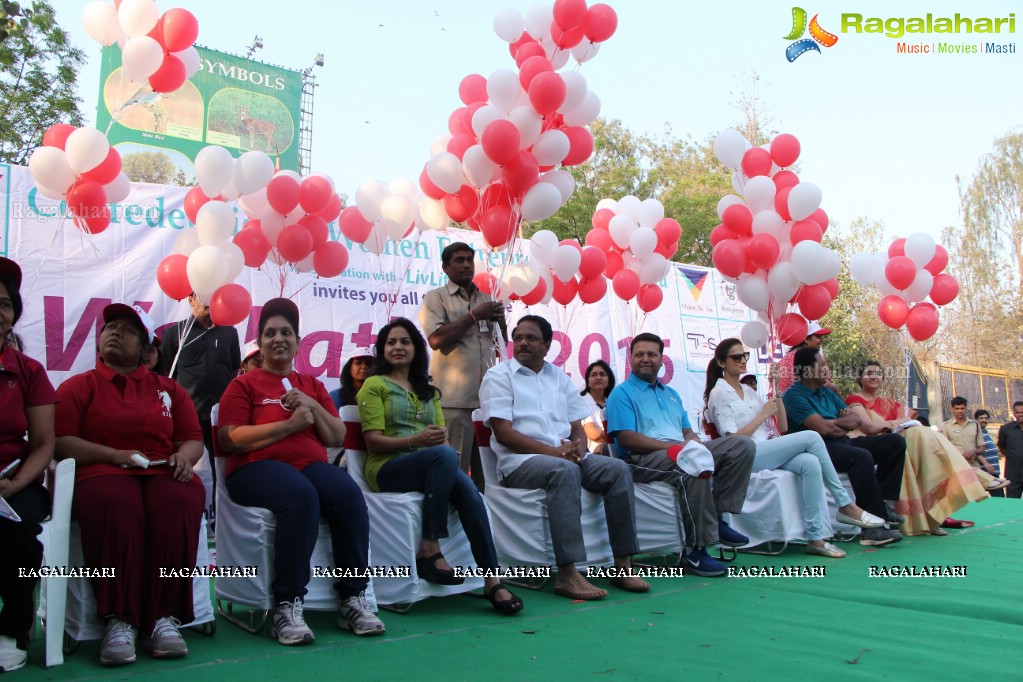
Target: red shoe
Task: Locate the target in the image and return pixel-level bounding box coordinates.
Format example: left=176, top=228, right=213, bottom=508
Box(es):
left=941, top=518, right=975, bottom=529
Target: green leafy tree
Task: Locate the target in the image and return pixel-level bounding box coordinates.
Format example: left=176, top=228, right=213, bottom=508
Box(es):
left=122, top=151, right=175, bottom=185
left=0, top=0, right=84, bottom=164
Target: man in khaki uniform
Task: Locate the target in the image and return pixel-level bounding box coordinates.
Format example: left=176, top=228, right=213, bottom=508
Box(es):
left=419, top=242, right=506, bottom=491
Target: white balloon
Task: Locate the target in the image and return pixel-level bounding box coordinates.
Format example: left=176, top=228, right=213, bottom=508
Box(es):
left=233, top=151, right=274, bottom=195
left=904, top=232, right=936, bottom=268
left=506, top=263, right=540, bottom=296
left=562, top=91, right=600, bottom=127
left=788, top=182, right=822, bottom=221
left=616, top=195, right=642, bottom=220
left=549, top=44, right=570, bottom=69
left=222, top=241, right=245, bottom=282
left=571, top=41, right=599, bottom=63
left=847, top=252, right=878, bottom=286
left=64, top=127, right=110, bottom=174
left=595, top=198, right=618, bottom=212
left=238, top=186, right=270, bottom=219
left=196, top=201, right=236, bottom=246
left=716, top=194, right=744, bottom=218
left=608, top=213, right=637, bottom=250
left=121, top=35, right=164, bottom=82
left=509, top=106, right=543, bottom=149
left=104, top=172, right=131, bottom=204
left=636, top=198, right=665, bottom=229
left=260, top=214, right=285, bottom=246
left=737, top=273, right=771, bottom=312
left=173, top=229, right=200, bottom=256
left=380, top=194, right=416, bottom=231
left=751, top=210, right=785, bottom=240
left=425, top=153, right=463, bottom=194
left=630, top=226, right=658, bottom=260
left=552, top=244, right=582, bottom=283
left=714, top=129, right=749, bottom=169
left=493, top=7, right=524, bottom=42
left=533, top=129, right=570, bottom=166
left=740, top=320, right=769, bottom=349
left=537, top=267, right=555, bottom=304
left=901, top=268, right=933, bottom=303
left=117, top=0, right=159, bottom=37
left=174, top=47, right=200, bottom=78
left=82, top=2, right=123, bottom=45
left=529, top=229, right=560, bottom=266
left=194, top=146, right=235, bottom=197
left=524, top=3, right=553, bottom=40
left=471, top=104, right=506, bottom=140
left=767, top=261, right=800, bottom=303
left=430, top=134, right=452, bottom=157
left=487, top=69, right=522, bottom=113
left=29, top=147, right=75, bottom=193
left=877, top=275, right=900, bottom=298
left=355, top=180, right=390, bottom=223
left=520, top=183, right=562, bottom=221
left=731, top=170, right=747, bottom=195
left=743, top=176, right=777, bottom=213
left=539, top=169, right=575, bottom=203
left=640, top=253, right=669, bottom=285
left=417, top=197, right=450, bottom=231
left=462, top=145, right=499, bottom=188
left=294, top=252, right=316, bottom=274
left=187, top=245, right=230, bottom=296
left=559, top=71, right=587, bottom=112
left=388, top=178, right=418, bottom=202
left=380, top=218, right=407, bottom=242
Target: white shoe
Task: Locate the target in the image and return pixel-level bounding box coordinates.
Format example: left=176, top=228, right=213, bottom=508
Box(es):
left=806, top=541, right=846, bottom=558
left=836, top=509, right=886, bottom=528
left=338, top=591, right=386, bottom=636
left=142, top=616, right=187, bottom=658
left=100, top=618, right=137, bottom=666
left=0, top=635, right=27, bottom=672
left=272, top=599, right=315, bottom=646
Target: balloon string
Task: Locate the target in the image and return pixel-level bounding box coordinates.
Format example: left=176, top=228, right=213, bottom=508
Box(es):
left=167, top=314, right=197, bottom=380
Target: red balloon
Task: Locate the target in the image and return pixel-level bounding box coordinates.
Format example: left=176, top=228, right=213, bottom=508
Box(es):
left=722, top=204, right=753, bottom=237
left=772, top=170, right=799, bottom=191
left=313, top=241, right=350, bottom=278
left=160, top=8, right=198, bottom=52
left=777, top=313, right=809, bottom=346
left=481, top=119, right=521, bottom=165
left=446, top=133, right=476, bottom=161
left=299, top=176, right=333, bottom=214
left=233, top=227, right=271, bottom=267
left=578, top=246, right=606, bottom=279
left=906, top=304, right=940, bottom=341
left=210, top=284, right=252, bottom=326
left=637, top=284, right=663, bottom=312
left=741, top=147, right=772, bottom=178
left=796, top=284, right=832, bottom=320
left=528, top=71, right=567, bottom=116
left=604, top=251, right=624, bottom=277
left=66, top=179, right=107, bottom=217
left=592, top=207, right=614, bottom=231
left=502, top=151, right=540, bottom=196
left=82, top=146, right=122, bottom=185
left=184, top=186, right=213, bottom=224
left=458, top=73, right=488, bottom=105
left=266, top=175, right=301, bottom=215
left=654, top=241, right=677, bottom=259
left=518, top=55, right=554, bottom=90
left=149, top=54, right=185, bottom=93
left=820, top=277, right=839, bottom=300
left=43, top=123, right=76, bottom=150
left=790, top=219, right=823, bottom=244
left=924, top=245, right=948, bottom=276
left=482, top=183, right=513, bottom=209
left=888, top=237, right=906, bottom=258
left=561, top=126, right=593, bottom=166
left=338, top=206, right=373, bottom=243
left=929, top=273, right=959, bottom=306
left=577, top=276, right=607, bottom=304
left=553, top=0, right=588, bottom=30
left=877, top=295, right=909, bottom=329
left=75, top=205, right=111, bottom=234
left=747, top=233, right=781, bottom=270
left=316, top=193, right=343, bottom=222
left=612, top=269, right=640, bottom=301
left=552, top=276, right=579, bottom=305
left=513, top=41, right=546, bottom=68
left=774, top=187, right=793, bottom=221
left=559, top=238, right=583, bottom=254
left=654, top=218, right=682, bottom=246
left=551, top=21, right=585, bottom=49
left=448, top=107, right=469, bottom=136
left=770, top=133, right=800, bottom=167
left=298, top=214, right=329, bottom=250
left=712, top=240, right=746, bottom=279
left=481, top=205, right=517, bottom=249
left=419, top=165, right=446, bottom=201
left=885, top=256, right=917, bottom=290
left=583, top=3, right=618, bottom=42
left=809, top=208, right=829, bottom=232
left=157, top=254, right=192, bottom=301
left=520, top=278, right=547, bottom=306
left=710, top=223, right=739, bottom=246
left=584, top=228, right=614, bottom=253
left=443, top=185, right=480, bottom=224
left=473, top=272, right=497, bottom=295
left=277, top=224, right=313, bottom=263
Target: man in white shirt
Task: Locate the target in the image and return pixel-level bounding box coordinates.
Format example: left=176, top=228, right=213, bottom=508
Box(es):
left=480, top=315, right=650, bottom=601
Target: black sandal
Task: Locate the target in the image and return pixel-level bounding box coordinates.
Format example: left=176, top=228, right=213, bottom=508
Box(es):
left=484, top=582, right=524, bottom=615
left=415, top=553, right=465, bottom=585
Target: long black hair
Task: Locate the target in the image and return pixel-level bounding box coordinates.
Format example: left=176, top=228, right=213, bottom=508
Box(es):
left=704, top=337, right=744, bottom=405
left=371, top=318, right=438, bottom=401
left=339, top=356, right=361, bottom=406
left=580, top=359, right=616, bottom=397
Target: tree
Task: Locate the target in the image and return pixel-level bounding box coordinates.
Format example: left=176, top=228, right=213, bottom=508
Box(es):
left=0, top=1, right=84, bottom=165
left=122, top=151, right=175, bottom=185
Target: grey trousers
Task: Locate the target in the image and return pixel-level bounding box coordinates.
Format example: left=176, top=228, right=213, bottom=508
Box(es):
left=444, top=407, right=485, bottom=493
left=503, top=454, right=640, bottom=566
left=627, top=436, right=755, bottom=549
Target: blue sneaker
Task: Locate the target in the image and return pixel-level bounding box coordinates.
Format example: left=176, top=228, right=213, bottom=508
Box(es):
left=682, top=547, right=727, bottom=577
left=717, top=519, right=749, bottom=547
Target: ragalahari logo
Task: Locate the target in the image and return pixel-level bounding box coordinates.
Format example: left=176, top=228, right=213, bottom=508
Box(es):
left=784, top=7, right=839, bottom=61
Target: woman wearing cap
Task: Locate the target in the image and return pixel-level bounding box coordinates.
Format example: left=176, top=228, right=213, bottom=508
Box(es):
left=776, top=321, right=831, bottom=395
left=357, top=318, right=523, bottom=615
left=54, top=303, right=205, bottom=667
left=217, top=298, right=383, bottom=646
left=705, top=338, right=887, bottom=558
left=329, top=347, right=373, bottom=412
left=0, top=258, right=57, bottom=673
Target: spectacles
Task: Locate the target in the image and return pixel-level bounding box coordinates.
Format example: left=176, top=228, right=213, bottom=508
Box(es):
left=728, top=352, right=750, bottom=363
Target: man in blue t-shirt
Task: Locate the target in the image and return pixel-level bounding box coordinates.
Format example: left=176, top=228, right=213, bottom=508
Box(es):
left=782, top=347, right=905, bottom=546
left=974, top=410, right=1003, bottom=498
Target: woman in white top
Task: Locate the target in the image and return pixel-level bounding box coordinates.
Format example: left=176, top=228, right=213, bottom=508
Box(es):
left=705, top=338, right=885, bottom=558
left=580, top=360, right=614, bottom=455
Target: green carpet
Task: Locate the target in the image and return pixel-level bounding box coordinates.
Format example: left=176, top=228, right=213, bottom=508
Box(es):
left=15, top=498, right=1022, bottom=681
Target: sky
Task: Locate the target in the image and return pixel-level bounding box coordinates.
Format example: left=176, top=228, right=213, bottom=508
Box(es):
left=50, top=0, right=1022, bottom=247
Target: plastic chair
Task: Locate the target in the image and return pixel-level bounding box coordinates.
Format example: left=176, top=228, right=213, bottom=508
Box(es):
left=35, top=458, right=75, bottom=668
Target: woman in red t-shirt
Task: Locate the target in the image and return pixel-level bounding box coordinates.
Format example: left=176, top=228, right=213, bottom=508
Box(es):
left=0, top=258, right=56, bottom=673
left=55, top=303, right=205, bottom=667
left=217, top=298, right=383, bottom=647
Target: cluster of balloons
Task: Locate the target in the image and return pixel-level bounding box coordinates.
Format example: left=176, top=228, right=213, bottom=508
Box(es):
left=28, top=125, right=131, bottom=234
left=338, top=179, right=425, bottom=255
left=82, top=0, right=200, bottom=93
left=710, top=130, right=842, bottom=348
left=417, top=1, right=618, bottom=249
left=848, top=233, right=959, bottom=341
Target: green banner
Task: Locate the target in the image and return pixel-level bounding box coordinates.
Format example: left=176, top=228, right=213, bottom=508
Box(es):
left=96, top=45, right=302, bottom=181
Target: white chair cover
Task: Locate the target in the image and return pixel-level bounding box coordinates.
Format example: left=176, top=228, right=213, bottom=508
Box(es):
left=36, top=458, right=75, bottom=667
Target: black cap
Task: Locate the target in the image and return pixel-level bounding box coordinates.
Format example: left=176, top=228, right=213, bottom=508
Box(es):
left=258, top=298, right=300, bottom=334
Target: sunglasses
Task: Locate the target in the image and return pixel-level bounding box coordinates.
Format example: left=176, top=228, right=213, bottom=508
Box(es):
left=728, top=352, right=750, bottom=363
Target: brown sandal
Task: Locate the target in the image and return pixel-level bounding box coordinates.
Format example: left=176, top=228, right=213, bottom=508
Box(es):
left=553, top=572, right=608, bottom=601
left=610, top=575, right=651, bottom=592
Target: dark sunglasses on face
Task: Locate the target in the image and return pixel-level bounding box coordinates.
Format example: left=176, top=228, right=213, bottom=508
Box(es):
left=728, top=352, right=750, bottom=363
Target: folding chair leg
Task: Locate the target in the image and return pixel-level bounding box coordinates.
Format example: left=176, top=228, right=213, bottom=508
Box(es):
left=217, top=600, right=270, bottom=635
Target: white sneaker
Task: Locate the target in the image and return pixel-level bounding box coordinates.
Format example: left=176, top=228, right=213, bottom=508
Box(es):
left=142, top=616, right=188, bottom=658
left=338, top=591, right=386, bottom=636
left=0, top=635, right=27, bottom=672
left=100, top=618, right=137, bottom=666
left=272, top=598, right=315, bottom=646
